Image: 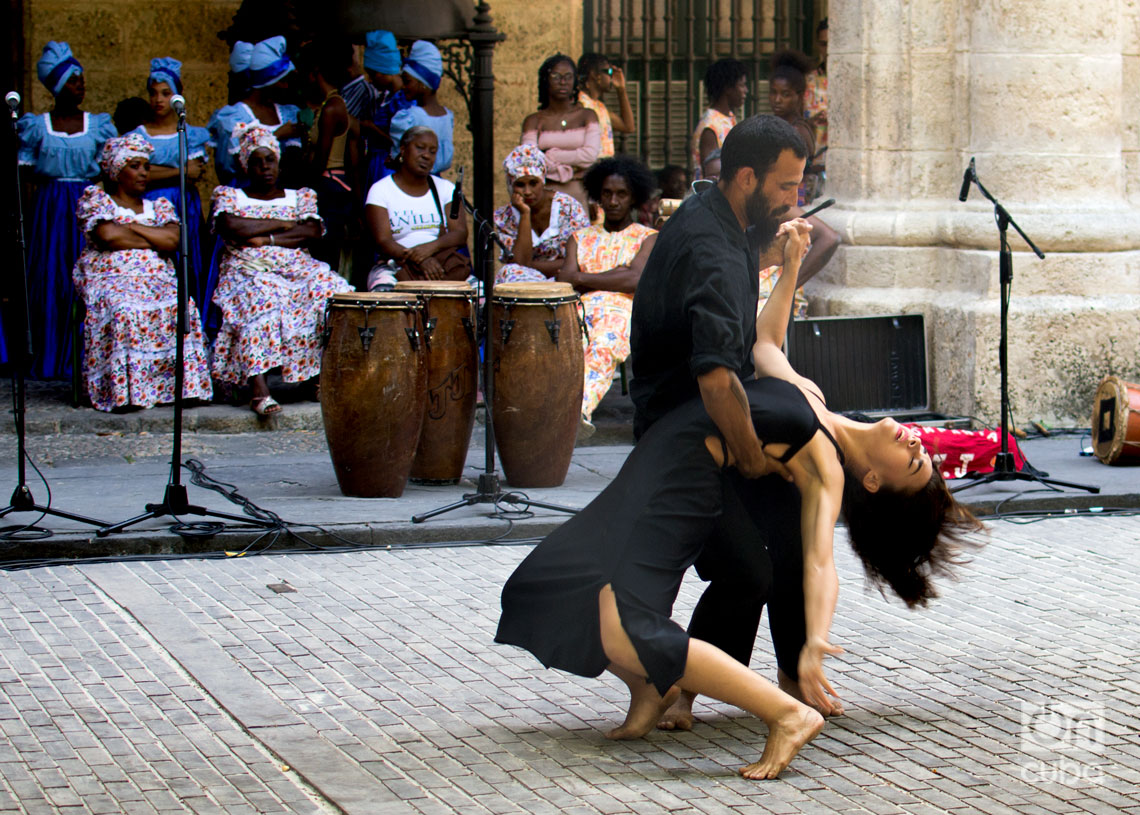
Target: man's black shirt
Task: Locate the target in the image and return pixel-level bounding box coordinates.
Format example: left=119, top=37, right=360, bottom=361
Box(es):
left=629, top=184, right=761, bottom=439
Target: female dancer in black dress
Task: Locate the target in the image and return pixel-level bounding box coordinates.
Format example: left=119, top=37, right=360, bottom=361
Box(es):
left=496, top=219, right=980, bottom=779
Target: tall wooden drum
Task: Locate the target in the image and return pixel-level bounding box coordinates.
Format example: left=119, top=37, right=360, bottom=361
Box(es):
left=490, top=282, right=585, bottom=487
left=394, top=281, right=479, bottom=484
left=320, top=293, right=426, bottom=497
left=1091, top=376, right=1140, bottom=465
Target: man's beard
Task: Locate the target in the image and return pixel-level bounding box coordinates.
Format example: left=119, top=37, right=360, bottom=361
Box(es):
left=745, top=187, right=787, bottom=249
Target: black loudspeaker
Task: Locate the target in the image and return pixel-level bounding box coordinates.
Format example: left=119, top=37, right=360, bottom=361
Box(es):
left=787, top=314, right=929, bottom=414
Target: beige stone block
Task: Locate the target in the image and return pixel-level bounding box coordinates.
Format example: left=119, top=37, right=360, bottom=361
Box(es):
left=970, top=0, right=1120, bottom=55
left=909, top=1, right=955, bottom=51
left=904, top=150, right=961, bottom=200
left=967, top=55, right=1120, bottom=156
left=1125, top=150, right=1140, bottom=203
left=955, top=153, right=1123, bottom=205
left=863, top=52, right=909, bottom=148
left=827, top=53, right=863, bottom=151
left=907, top=55, right=955, bottom=151
left=1125, top=0, right=1140, bottom=55
left=1124, top=55, right=1140, bottom=151
left=860, top=0, right=906, bottom=54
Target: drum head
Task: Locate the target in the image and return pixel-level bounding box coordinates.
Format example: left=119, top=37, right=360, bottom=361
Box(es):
left=493, top=281, right=577, bottom=301
left=394, top=281, right=475, bottom=294
left=327, top=292, right=419, bottom=308
left=1092, top=376, right=1130, bottom=464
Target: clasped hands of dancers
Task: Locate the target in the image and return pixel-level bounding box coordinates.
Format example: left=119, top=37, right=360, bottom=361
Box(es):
left=497, top=114, right=981, bottom=781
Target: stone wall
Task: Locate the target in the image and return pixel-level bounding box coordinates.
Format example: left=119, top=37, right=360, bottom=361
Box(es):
left=806, top=0, right=1140, bottom=426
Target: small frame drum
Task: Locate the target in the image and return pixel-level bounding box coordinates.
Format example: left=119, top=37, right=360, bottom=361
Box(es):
left=394, top=281, right=479, bottom=484
left=320, top=293, right=425, bottom=497
left=1091, top=376, right=1140, bottom=465
left=490, top=282, right=585, bottom=487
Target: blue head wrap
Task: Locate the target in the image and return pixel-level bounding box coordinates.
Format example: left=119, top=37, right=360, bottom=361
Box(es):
left=37, top=41, right=83, bottom=96
left=148, top=57, right=183, bottom=94
left=249, top=36, right=294, bottom=89
left=363, top=30, right=401, bottom=75
left=230, top=41, right=254, bottom=74
left=403, top=40, right=442, bottom=92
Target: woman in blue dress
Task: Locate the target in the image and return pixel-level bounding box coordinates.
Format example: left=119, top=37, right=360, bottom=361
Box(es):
left=14, top=41, right=117, bottom=380
left=130, top=57, right=213, bottom=327
left=374, top=41, right=454, bottom=186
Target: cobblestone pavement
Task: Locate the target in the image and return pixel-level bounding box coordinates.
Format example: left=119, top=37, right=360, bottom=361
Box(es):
left=1, top=515, right=1138, bottom=814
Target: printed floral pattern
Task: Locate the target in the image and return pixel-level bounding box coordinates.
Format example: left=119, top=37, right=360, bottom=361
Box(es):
left=209, top=186, right=352, bottom=385
left=574, top=223, right=656, bottom=420
left=72, top=187, right=213, bottom=411
left=493, top=191, right=589, bottom=284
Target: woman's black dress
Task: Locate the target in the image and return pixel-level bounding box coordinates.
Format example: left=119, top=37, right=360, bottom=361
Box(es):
left=495, top=377, right=831, bottom=695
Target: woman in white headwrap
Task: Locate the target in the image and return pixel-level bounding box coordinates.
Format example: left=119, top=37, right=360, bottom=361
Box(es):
left=72, top=134, right=212, bottom=411
left=209, top=124, right=351, bottom=417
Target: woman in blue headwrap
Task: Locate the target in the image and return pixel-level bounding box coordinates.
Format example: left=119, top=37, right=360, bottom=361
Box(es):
left=364, top=31, right=413, bottom=190
left=10, top=42, right=117, bottom=380
left=207, top=37, right=304, bottom=187
left=129, top=57, right=213, bottom=327
left=386, top=41, right=454, bottom=177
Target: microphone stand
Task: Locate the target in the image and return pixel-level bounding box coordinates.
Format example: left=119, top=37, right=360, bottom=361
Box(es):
left=96, top=102, right=276, bottom=536
left=951, top=160, right=1097, bottom=496
left=0, top=96, right=108, bottom=531
left=412, top=187, right=579, bottom=523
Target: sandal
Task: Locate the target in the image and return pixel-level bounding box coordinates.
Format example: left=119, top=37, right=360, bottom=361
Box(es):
left=251, top=395, right=283, bottom=416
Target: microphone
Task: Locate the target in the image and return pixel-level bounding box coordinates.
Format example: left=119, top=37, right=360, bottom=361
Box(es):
left=450, top=166, right=464, bottom=220
left=171, top=95, right=186, bottom=116
left=5, top=91, right=20, bottom=118
left=958, top=157, right=975, bottom=202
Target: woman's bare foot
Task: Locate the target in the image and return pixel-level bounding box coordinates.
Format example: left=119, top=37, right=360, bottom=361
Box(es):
left=740, top=705, right=824, bottom=780
left=778, top=668, right=843, bottom=717
left=657, top=690, right=696, bottom=731
left=608, top=681, right=680, bottom=740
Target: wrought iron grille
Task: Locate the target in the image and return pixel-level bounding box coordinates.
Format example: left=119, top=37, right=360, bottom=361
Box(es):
left=584, top=0, right=816, bottom=172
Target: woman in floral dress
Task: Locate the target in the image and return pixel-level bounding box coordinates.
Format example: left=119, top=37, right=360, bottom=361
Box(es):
left=492, top=144, right=589, bottom=285
left=73, top=134, right=212, bottom=411
left=210, top=124, right=352, bottom=416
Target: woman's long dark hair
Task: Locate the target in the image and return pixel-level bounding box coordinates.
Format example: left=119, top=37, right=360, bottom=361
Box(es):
left=842, top=468, right=984, bottom=608
left=537, top=54, right=578, bottom=109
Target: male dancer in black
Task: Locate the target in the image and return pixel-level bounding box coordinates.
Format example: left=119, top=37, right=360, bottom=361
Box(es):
left=628, top=114, right=841, bottom=727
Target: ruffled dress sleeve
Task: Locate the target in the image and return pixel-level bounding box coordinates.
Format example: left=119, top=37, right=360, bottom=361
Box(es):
left=187, top=126, right=212, bottom=162
left=493, top=204, right=518, bottom=259
left=277, top=104, right=303, bottom=149
left=209, top=186, right=241, bottom=231
left=561, top=194, right=591, bottom=234
left=152, top=197, right=180, bottom=227
left=208, top=106, right=246, bottom=179
left=75, top=185, right=118, bottom=235
left=294, top=187, right=326, bottom=235
left=16, top=113, right=45, bottom=167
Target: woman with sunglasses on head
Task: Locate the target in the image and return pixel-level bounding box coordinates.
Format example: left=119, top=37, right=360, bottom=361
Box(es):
left=520, top=54, right=601, bottom=211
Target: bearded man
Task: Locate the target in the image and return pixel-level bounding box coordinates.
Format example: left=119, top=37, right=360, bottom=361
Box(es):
left=628, top=115, right=837, bottom=730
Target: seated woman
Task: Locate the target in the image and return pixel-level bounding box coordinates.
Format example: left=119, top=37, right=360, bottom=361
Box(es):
left=492, top=144, right=589, bottom=285
left=72, top=134, right=212, bottom=412
left=130, top=57, right=213, bottom=326
left=364, top=125, right=469, bottom=289
left=210, top=124, right=352, bottom=416
left=556, top=156, right=657, bottom=433
left=520, top=54, right=601, bottom=210
left=497, top=218, right=980, bottom=779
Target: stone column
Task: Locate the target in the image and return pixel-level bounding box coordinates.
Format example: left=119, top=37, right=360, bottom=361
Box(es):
left=808, top=0, right=1140, bottom=425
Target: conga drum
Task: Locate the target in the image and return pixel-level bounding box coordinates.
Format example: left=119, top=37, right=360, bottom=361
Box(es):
left=394, top=281, right=479, bottom=484
left=491, top=282, right=585, bottom=487
left=1091, top=376, right=1140, bottom=465
left=320, top=293, right=426, bottom=497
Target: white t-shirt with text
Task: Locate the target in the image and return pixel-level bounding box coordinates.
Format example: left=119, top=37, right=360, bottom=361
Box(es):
left=365, top=175, right=456, bottom=250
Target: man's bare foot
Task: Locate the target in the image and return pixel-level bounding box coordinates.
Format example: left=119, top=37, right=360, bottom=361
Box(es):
left=739, top=705, right=824, bottom=780
left=778, top=668, right=843, bottom=717
left=657, top=690, right=696, bottom=731
left=607, top=682, right=680, bottom=740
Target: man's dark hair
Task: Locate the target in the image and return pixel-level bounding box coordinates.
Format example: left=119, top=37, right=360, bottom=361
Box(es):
left=584, top=155, right=657, bottom=208
left=704, top=58, right=748, bottom=104
left=577, top=52, right=610, bottom=84
left=817, top=17, right=829, bottom=34
left=538, top=54, right=578, bottom=109
left=769, top=49, right=813, bottom=96
left=719, top=114, right=806, bottom=185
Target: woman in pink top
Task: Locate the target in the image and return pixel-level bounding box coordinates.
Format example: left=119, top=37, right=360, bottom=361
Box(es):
left=521, top=54, right=601, bottom=210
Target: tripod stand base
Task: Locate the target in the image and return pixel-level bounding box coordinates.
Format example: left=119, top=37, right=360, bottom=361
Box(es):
left=95, top=483, right=277, bottom=537
left=950, top=458, right=1099, bottom=495
left=0, top=484, right=110, bottom=527
left=412, top=473, right=579, bottom=524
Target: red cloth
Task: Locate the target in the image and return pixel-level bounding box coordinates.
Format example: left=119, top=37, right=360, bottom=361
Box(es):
left=906, top=425, right=1027, bottom=480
